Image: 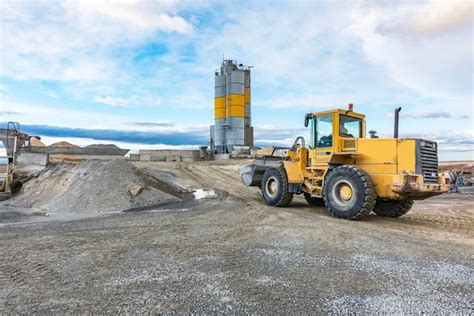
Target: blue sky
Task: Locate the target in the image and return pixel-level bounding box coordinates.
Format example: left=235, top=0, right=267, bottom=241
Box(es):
left=0, top=0, right=472, bottom=160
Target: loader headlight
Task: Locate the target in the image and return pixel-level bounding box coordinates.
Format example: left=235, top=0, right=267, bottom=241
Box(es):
left=408, top=175, right=418, bottom=184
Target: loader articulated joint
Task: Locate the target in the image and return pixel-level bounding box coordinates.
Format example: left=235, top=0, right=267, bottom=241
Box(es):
left=304, top=113, right=314, bottom=128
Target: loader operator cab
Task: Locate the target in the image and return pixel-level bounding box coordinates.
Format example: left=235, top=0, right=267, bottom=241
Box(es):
left=306, top=110, right=364, bottom=149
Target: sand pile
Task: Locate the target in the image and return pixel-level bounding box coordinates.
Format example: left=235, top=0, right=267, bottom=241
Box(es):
left=30, top=136, right=45, bottom=147
left=5, top=160, right=181, bottom=214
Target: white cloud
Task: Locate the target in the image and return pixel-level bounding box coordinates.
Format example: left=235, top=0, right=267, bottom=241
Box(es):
left=78, top=0, right=193, bottom=34
left=346, top=0, right=473, bottom=99
left=0, top=111, right=19, bottom=116
left=0, top=0, right=194, bottom=82
left=93, top=96, right=131, bottom=107
left=126, top=121, right=175, bottom=128
left=194, top=3, right=348, bottom=85
left=384, top=0, right=472, bottom=36
left=387, top=111, right=470, bottom=119
left=187, top=1, right=471, bottom=115
left=44, top=90, right=59, bottom=99
left=0, top=85, right=7, bottom=98
left=400, top=112, right=469, bottom=119
left=160, top=91, right=210, bottom=109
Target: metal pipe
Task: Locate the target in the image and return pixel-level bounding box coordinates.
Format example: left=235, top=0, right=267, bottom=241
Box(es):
left=394, top=107, right=402, bottom=138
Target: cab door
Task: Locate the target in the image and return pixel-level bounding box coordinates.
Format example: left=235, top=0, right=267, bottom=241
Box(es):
left=309, top=113, right=335, bottom=167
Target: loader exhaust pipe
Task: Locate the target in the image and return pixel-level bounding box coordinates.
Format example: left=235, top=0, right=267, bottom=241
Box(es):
left=394, top=107, right=401, bottom=138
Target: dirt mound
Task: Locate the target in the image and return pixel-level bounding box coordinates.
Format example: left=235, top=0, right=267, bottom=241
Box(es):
left=50, top=141, right=78, bottom=148
left=5, top=160, right=182, bottom=214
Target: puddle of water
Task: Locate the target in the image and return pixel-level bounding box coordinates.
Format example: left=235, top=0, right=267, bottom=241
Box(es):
left=193, top=189, right=217, bottom=200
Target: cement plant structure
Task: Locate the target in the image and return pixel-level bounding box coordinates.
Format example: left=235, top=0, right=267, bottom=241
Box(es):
left=210, top=60, right=253, bottom=154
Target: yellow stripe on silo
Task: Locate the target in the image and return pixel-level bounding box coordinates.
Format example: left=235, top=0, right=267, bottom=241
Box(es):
left=244, top=87, right=250, bottom=103
left=214, top=97, right=225, bottom=108
left=227, top=94, right=244, bottom=106
left=215, top=107, right=226, bottom=119
left=214, top=97, right=226, bottom=119
left=230, top=105, right=245, bottom=117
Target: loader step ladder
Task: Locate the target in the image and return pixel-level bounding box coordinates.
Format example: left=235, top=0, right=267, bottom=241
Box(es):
left=306, top=166, right=327, bottom=195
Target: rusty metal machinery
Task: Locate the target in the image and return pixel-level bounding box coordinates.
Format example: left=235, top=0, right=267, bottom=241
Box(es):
left=0, top=122, right=34, bottom=198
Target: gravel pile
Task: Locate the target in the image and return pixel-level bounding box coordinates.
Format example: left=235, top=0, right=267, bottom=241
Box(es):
left=4, top=160, right=181, bottom=214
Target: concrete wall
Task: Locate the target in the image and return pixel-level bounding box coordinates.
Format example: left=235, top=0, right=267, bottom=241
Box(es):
left=214, top=153, right=230, bottom=161
left=129, top=154, right=140, bottom=161
left=138, top=150, right=201, bottom=162
left=17, top=152, right=49, bottom=166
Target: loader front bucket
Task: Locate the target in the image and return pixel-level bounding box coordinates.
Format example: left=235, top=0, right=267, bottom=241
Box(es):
left=239, top=164, right=257, bottom=187
left=239, top=157, right=283, bottom=188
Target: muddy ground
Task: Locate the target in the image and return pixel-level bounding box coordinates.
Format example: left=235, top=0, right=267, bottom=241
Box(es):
left=0, top=160, right=473, bottom=313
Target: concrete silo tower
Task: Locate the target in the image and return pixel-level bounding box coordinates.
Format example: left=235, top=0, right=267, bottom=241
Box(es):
left=211, top=60, right=253, bottom=154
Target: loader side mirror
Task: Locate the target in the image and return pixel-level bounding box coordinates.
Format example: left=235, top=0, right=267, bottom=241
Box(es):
left=369, top=130, right=379, bottom=138
left=304, top=113, right=313, bottom=127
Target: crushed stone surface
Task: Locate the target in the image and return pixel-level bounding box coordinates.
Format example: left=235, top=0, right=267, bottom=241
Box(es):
left=0, top=160, right=472, bottom=313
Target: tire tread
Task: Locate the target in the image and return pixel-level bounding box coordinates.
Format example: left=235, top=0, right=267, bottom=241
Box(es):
left=261, top=166, right=293, bottom=207
left=323, top=165, right=376, bottom=220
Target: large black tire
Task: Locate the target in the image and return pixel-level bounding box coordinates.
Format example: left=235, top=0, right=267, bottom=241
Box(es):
left=10, top=180, right=23, bottom=194
left=323, top=165, right=376, bottom=220
left=261, top=166, right=294, bottom=207
left=373, top=199, right=414, bottom=218
left=304, top=193, right=325, bottom=207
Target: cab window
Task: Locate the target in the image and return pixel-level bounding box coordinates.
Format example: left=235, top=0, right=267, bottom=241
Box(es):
left=339, top=115, right=361, bottom=138
left=316, top=114, right=333, bottom=148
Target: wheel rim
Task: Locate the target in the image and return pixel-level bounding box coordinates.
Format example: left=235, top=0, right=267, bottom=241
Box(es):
left=332, top=179, right=355, bottom=207
left=265, top=176, right=278, bottom=197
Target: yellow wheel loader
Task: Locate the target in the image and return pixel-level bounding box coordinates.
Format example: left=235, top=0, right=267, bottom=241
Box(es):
left=241, top=105, right=449, bottom=219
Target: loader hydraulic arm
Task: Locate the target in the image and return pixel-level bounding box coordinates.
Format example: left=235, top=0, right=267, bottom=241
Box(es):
left=290, top=136, right=305, bottom=152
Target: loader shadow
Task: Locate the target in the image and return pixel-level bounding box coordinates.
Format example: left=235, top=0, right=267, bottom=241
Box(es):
left=284, top=199, right=410, bottom=223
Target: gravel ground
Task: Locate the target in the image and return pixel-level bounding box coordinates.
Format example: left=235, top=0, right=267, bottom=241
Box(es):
left=0, top=160, right=472, bottom=313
